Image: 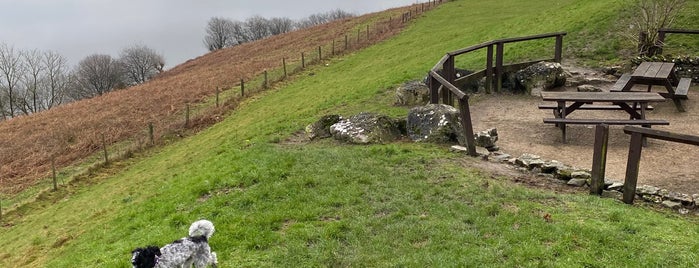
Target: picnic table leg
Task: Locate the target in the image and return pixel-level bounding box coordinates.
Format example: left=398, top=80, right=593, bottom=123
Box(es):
left=558, top=101, right=567, bottom=143
left=623, top=132, right=644, bottom=204
left=590, top=124, right=609, bottom=195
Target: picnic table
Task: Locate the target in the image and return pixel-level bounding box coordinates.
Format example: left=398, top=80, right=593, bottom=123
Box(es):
left=611, top=61, right=691, bottom=112
left=539, top=91, right=669, bottom=143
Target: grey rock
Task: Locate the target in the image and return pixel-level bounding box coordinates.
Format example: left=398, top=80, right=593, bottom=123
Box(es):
left=567, top=178, right=588, bottom=187
left=330, top=112, right=402, bottom=144
left=306, top=114, right=342, bottom=140
left=577, top=84, right=603, bottom=92
left=662, top=200, right=682, bottom=209
left=407, top=104, right=465, bottom=145
left=514, top=61, right=566, bottom=95
left=395, top=80, right=429, bottom=106
left=636, top=185, right=660, bottom=196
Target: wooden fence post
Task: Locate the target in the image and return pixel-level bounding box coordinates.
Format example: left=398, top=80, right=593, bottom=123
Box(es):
left=485, top=44, right=494, bottom=94
left=332, top=40, right=335, bottom=56
left=357, top=28, right=360, bottom=43
left=241, top=79, right=245, bottom=97
left=442, top=55, right=455, bottom=105
left=458, top=99, right=477, bottom=156
left=264, top=70, right=268, bottom=89
left=215, top=87, right=220, bottom=107
left=366, top=25, right=370, bottom=39
left=185, top=104, right=190, bottom=128
left=345, top=35, right=349, bottom=51
left=590, top=124, right=609, bottom=195
left=0, top=197, right=2, bottom=222
left=102, top=133, right=108, bottom=164
left=283, top=58, right=287, bottom=78
left=318, top=46, right=322, bottom=61
left=148, top=122, right=154, bottom=146
left=52, top=158, right=58, bottom=191
left=302, top=52, right=305, bottom=68
left=495, top=42, right=504, bottom=92
left=622, top=132, right=645, bottom=204
left=554, top=34, right=563, bottom=63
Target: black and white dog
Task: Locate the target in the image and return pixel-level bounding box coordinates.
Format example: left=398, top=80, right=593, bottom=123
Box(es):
left=131, top=219, right=218, bottom=268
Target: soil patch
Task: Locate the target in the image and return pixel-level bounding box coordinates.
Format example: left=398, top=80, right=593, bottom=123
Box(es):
left=469, top=67, right=699, bottom=195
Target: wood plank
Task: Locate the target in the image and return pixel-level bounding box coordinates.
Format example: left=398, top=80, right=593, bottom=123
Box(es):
left=657, top=62, right=675, bottom=79
left=623, top=126, right=699, bottom=146
left=610, top=73, right=631, bottom=92
left=675, top=77, right=692, bottom=98
left=543, top=118, right=669, bottom=125
left=538, top=104, right=654, bottom=110
left=631, top=62, right=652, bottom=77
left=540, top=91, right=665, bottom=102
left=644, top=62, right=663, bottom=78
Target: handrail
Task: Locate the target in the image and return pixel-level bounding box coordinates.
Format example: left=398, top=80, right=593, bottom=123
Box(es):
left=652, top=28, right=699, bottom=55
left=590, top=125, right=699, bottom=204
left=426, top=32, right=566, bottom=157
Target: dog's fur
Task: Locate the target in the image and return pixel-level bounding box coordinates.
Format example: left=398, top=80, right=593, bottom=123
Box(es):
left=131, top=220, right=218, bottom=268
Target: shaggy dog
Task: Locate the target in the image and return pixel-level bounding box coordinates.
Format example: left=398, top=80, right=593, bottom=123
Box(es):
left=131, top=219, right=218, bottom=268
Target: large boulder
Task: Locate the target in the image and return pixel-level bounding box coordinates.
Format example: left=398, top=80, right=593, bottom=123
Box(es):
left=305, top=114, right=342, bottom=140
left=329, top=112, right=402, bottom=144
left=406, top=104, right=465, bottom=145
left=514, top=61, right=566, bottom=95
left=395, top=80, right=429, bottom=106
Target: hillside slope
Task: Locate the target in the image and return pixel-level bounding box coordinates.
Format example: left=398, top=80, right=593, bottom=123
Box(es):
left=0, top=4, right=418, bottom=195
left=3, top=0, right=699, bottom=267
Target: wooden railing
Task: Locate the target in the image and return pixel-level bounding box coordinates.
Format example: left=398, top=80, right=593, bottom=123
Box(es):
left=426, top=32, right=566, bottom=156
left=643, top=28, right=699, bottom=56
left=590, top=125, right=699, bottom=204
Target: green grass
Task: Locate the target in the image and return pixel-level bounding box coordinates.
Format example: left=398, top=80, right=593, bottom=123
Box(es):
left=2, top=0, right=699, bottom=267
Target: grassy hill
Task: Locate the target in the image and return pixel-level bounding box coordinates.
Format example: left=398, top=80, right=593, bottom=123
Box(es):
left=2, top=0, right=699, bottom=267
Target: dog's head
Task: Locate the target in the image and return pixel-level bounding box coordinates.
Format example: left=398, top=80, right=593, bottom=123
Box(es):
left=131, top=246, right=161, bottom=268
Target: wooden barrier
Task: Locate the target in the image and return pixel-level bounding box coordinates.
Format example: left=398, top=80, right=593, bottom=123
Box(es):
left=591, top=125, right=699, bottom=204
left=427, top=32, right=567, bottom=156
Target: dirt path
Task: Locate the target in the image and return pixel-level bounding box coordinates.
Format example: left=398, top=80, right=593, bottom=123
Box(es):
left=469, top=67, right=699, bottom=195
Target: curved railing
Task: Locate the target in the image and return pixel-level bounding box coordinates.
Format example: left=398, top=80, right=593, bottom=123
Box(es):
left=426, top=32, right=566, bottom=156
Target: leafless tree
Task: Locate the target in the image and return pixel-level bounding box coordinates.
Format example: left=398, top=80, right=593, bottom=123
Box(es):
left=268, top=17, right=295, bottom=35
left=0, top=43, right=25, bottom=118
left=41, top=51, right=70, bottom=109
left=230, top=20, right=250, bottom=45
left=297, top=9, right=354, bottom=29
left=119, top=44, right=165, bottom=85
left=245, top=16, right=271, bottom=41
left=18, top=49, right=44, bottom=115
left=627, top=0, right=686, bottom=55
left=71, top=54, right=124, bottom=100
left=204, top=17, right=236, bottom=51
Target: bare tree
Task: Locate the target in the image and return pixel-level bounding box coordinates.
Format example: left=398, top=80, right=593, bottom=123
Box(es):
left=204, top=17, right=236, bottom=51
left=119, top=44, right=165, bottom=85
left=245, top=16, right=271, bottom=41
left=18, top=49, right=44, bottom=115
left=0, top=43, right=25, bottom=118
left=42, top=51, right=70, bottom=109
left=296, top=9, right=354, bottom=29
left=71, top=54, right=124, bottom=100
left=628, top=0, right=686, bottom=55
left=268, top=17, right=295, bottom=35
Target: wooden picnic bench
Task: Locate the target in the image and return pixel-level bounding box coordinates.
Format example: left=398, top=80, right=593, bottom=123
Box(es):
left=539, top=91, right=668, bottom=143
left=610, top=62, right=692, bottom=111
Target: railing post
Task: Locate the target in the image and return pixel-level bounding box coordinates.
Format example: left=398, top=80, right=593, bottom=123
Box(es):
left=458, top=98, right=477, bottom=156
left=495, top=42, right=504, bottom=92
left=656, top=29, right=666, bottom=56
left=590, top=124, right=609, bottom=195
left=554, top=34, right=563, bottom=63
left=623, top=132, right=645, bottom=204
left=485, top=44, right=494, bottom=94
left=428, top=73, right=439, bottom=104
left=442, top=55, right=455, bottom=105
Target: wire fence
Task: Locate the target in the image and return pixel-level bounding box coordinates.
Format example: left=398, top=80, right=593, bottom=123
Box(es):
left=0, top=0, right=445, bottom=221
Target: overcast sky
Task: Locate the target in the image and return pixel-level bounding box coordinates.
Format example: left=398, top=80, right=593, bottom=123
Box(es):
left=0, top=0, right=419, bottom=68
